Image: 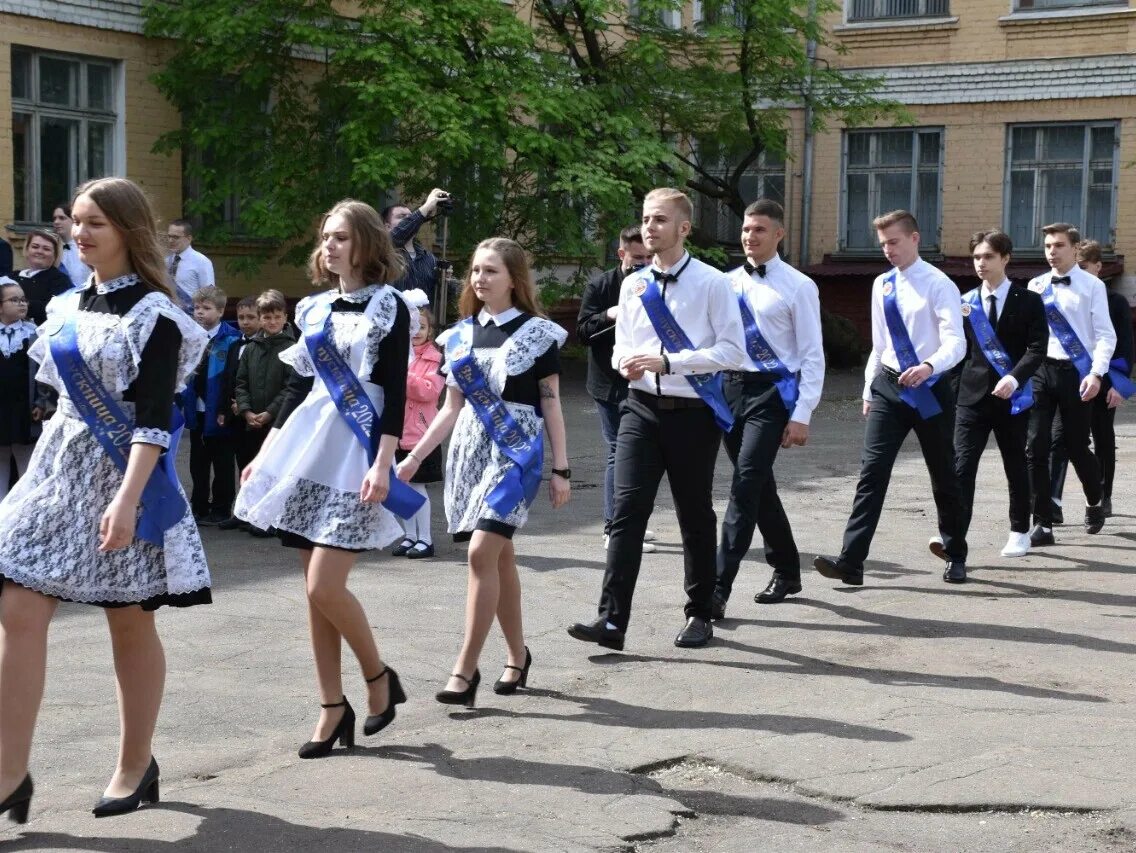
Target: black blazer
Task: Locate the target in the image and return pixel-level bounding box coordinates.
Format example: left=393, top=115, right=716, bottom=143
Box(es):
left=576, top=265, right=630, bottom=403
left=16, top=267, right=73, bottom=326
left=957, top=284, right=1047, bottom=408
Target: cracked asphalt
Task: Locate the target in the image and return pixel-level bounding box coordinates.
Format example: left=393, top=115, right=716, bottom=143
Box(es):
left=1, top=367, right=1133, bottom=852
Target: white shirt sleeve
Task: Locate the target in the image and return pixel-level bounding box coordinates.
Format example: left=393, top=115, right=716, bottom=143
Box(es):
left=611, top=275, right=633, bottom=372
left=1088, top=278, right=1118, bottom=377
left=667, top=273, right=747, bottom=374
left=863, top=278, right=885, bottom=401
left=791, top=280, right=825, bottom=424
left=925, top=277, right=966, bottom=375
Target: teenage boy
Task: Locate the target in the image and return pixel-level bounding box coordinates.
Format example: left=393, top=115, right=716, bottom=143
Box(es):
left=1049, top=240, right=1133, bottom=519
left=713, top=199, right=824, bottom=617
left=568, top=187, right=746, bottom=651
left=946, top=231, right=1047, bottom=571
left=814, top=210, right=967, bottom=585
left=1025, top=224, right=1116, bottom=543
left=184, top=286, right=241, bottom=524
left=576, top=225, right=657, bottom=554
left=215, top=295, right=261, bottom=531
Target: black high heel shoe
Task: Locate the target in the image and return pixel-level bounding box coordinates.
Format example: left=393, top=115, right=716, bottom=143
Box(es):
left=493, top=647, right=532, bottom=695
left=363, top=666, right=407, bottom=736
left=298, top=697, right=355, bottom=759
left=92, top=757, right=159, bottom=818
left=0, top=774, right=33, bottom=824
left=435, top=670, right=480, bottom=709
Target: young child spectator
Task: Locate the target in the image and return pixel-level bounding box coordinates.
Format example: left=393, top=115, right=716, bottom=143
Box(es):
left=0, top=278, right=51, bottom=501
left=183, top=285, right=241, bottom=524
left=215, top=295, right=261, bottom=530
left=233, top=289, right=296, bottom=536
left=392, top=291, right=444, bottom=558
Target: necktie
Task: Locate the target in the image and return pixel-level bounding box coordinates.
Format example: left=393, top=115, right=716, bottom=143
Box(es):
left=1051, top=275, right=1071, bottom=286
left=986, top=294, right=998, bottom=329
left=169, top=254, right=181, bottom=279
left=743, top=261, right=767, bottom=278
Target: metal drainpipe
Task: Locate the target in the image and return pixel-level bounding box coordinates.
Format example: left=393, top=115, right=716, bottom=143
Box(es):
left=798, top=0, right=817, bottom=267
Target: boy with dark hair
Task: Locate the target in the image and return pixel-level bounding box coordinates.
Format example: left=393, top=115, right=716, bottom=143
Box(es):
left=215, top=295, right=261, bottom=530
left=184, top=285, right=241, bottom=524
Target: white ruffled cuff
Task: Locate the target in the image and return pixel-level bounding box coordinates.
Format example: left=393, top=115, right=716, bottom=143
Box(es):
left=132, top=427, right=171, bottom=448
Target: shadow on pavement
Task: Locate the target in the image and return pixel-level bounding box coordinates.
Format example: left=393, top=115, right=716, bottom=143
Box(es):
left=884, top=579, right=1136, bottom=609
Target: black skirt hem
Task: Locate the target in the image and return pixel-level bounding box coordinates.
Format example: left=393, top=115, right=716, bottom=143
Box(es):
left=278, top=530, right=368, bottom=554
left=0, top=575, right=212, bottom=611
left=453, top=518, right=516, bottom=543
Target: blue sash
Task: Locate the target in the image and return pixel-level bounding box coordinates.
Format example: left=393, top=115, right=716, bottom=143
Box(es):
left=637, top=276, right=734, bottom=431
left=963, top=290, right=1033, bottom=415
left=1108, top=357, right=1135, bottom=399
left=1040, top=283, right=1093, bottom=381
left=445, top=320, right=544, bottom=517
left=881, top=272, right=942, bottom=419
left=300, top=300, right=425, bottom=520
left=48, top=316, right=187, bottom=547
left=733, top=280, right=798, bottom=412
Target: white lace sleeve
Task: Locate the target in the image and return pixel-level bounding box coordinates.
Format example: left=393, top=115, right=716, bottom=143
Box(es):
left=360, top=288, right=403, bottom=379
left=279, top=295, right=317, bottom=376
left=123, top=292, right=209, bottom=392
left=494, top=317, right=568, bottom=388
left=132, top=427, right=171, bottom=448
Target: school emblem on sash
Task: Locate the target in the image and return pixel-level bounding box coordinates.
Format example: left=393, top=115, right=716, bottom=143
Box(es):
left=960, top=302, right=972, bottom=317
left=632, top=280, right=647, bottom=297
left=882, top=280, right=894, bottom=296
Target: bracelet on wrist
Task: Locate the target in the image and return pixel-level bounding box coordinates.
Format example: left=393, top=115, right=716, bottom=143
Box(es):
left=407, top=450, right=421, bottom=462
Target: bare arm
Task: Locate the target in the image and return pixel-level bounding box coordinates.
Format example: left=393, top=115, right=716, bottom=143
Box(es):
left=539, top=375, right=571, bottom=508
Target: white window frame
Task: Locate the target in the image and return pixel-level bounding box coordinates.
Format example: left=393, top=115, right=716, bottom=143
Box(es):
left=846, top=0, right=951, bottom=23
left=10, top=46, right=122, bottom=225
left=693, top=145, right=787, bottom=245
left=1011, top=0, right=1126, bottom=12
left=692, top=1, right=746, bottom=28
left=839, top=127, right=944, bottom=253
left=1003, top=120, right=1119, bottom=252
left=629, top=0, right=682, bottom=28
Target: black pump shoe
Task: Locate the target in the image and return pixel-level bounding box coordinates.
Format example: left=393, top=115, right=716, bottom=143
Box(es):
left=435, top=670, right=480, bottom=708
left=298, top=698, right=355, bottom=759
left=363, top=667, right=407, bottom=736
left=92, top=757, right=159, bottom=818
left=493, top=647, right=531, bottom=695
left=0, top=774, right=33, bottom=825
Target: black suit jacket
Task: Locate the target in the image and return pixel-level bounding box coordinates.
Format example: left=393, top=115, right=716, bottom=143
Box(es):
left=957, top=284, right=1047, bottom=408
left=576, top=265, right=630, bottom=403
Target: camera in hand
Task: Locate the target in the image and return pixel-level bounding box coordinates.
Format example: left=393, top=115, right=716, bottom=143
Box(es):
left=437, top=195, right=457, bottom=215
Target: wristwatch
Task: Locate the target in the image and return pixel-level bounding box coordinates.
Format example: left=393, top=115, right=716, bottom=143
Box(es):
left=551, top=467, right=571, bottom=480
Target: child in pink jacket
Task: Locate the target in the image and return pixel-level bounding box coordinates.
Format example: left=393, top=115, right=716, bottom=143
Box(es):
left=393, top=296, right=444, bottom=557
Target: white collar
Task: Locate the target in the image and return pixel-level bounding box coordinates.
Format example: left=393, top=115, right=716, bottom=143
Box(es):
left=648, top=251, right=692, bottom=281
left=0, top=320, right=37, bottom=356
left=980, top=279, right=1011, bottom=300
left=336, top=284, right=382, bottom=304
left=746, top=253, right=783, bottom=278
left=477, top=305, right=523, bottom=327
left=204, top=324, right=222, bottom=339
left=95, top=273, right=141, bottom=295
left=18, top=268, right=44, bottom=278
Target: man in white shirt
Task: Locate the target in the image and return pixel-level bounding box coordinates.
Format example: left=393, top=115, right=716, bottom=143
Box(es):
left=713, top=200, right=824, bottom=618
left=568, top=187, right=746, bottom=651
left=814, top=210, right=967, bottom=585
left=51, top=202, right=91, bottom=289
left=1025, top=223, right=1116, bottom=542
left=166, top=219, right=217, bottom=311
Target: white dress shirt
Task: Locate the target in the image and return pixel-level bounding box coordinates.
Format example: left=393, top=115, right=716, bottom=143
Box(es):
left=1027, top=265, right=1116, bottom=377
left=169, top=245, right=216, bottom=307
left=970, top=278, right=1018, bottom=391
left=728, top=254, right=825, bottom=424
left=863, top=257, right=966, bottom=401
left=612, top=252, right=746, bottom=398
left=59, top=242, right=91, bottom=289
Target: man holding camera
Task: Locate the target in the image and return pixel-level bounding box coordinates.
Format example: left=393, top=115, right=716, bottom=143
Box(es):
left=382, top=188, right=452, bottom=293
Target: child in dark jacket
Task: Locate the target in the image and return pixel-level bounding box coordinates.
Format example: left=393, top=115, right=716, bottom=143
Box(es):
left=215, top=295, right=260, bottom=530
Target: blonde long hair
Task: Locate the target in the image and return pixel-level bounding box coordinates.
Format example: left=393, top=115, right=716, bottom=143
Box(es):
left=458, top=238, right=546, bottom=319
left=71, top=177, right=174, bottom=299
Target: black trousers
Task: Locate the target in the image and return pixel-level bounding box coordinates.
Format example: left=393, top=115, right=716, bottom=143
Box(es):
left=1049, top=388, right=1117, bottom=504
left=1027, top=361, right=1102, bottom=524
left=840, top=371, right=965, bottom=567
left=189, top=428, right=236, bottom=515
left=954, top=398, right=1031, bottom=538
left=235, top=427, right=268, bottom=473
left=599, top=390, right=722, bottom=632
left=716, top=375, right=798, bottom=602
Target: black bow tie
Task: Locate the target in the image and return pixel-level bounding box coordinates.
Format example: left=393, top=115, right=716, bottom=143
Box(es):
left=652, top=270, right=678, bottom=285
left=1051, top=275, right=1072, bottom=286
left=744, top=261, right=767, bottom=278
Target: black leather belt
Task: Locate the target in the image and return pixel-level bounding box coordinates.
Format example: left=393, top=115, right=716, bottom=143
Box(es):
left=1043, top=357, right=1076, bottom=368
left=630, top=389, right=706, bottom=410
left=724, top=370, right=779, bottom=384
left=881, top=365, right=903, bottom=382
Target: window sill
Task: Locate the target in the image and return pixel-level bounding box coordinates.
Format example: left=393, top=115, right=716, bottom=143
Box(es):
left=999, top=6, right=1135, bottom=26
left=829, top=250, right=945, bottom=263
left=835, top=16, right=959, bottom=33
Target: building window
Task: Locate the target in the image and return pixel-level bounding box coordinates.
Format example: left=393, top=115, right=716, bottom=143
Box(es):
left=1005, top=122, right=1118, bottom=251
left=1013, top=0, right=1124, bottom=11
left=629, top=1, right=682, bottom=28
left=692, top=1, right=746, bottom=28
left=693, top=141, right=785, bottom=245
left=848, top=0, right=950, bottom=22
left=10, top=47, right=118, bottom=224
left=841, top=128, right=943, bottom=252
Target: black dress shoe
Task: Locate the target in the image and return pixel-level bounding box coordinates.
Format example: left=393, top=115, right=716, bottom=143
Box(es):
left=674, top=616, right=713, bottom=648
left=1102, top=496, right=1113, bottom=518
left=943, top=561, right=966, bottom=584
left=567, top=618, right=625, bottom=651
left=0, top=774, right=33, bottom=824
left=406, top=541, right=435, bottom=559
left=92, top=757, right=159, bottom=817
left=1029, top=524, right=1055, bottom=547
left=710, top=594, right=727, bottom=622
left=391, top=537, right=415, bottom=557
left=755, top=576, right=802, bottom=604
left=248, top=525, right=275, bottom=538
left=216, top=515, right=244, bottom=530
left=1085, top=504, right=1105, bottom=534
left=813, top=556, right=863, bottom=586
left=298, top=698, right=355, bottom=759
left=1051, top=503, right=1064, bottom=525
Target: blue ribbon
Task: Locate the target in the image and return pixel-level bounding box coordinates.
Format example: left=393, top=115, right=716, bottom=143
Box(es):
left=445, top=320, right=544, bottom=517
left=1040, top=282, right=1093, bottom=381
left=637, top=275, right=734, bottom=432
left=48, top=316, right=187, bottom=547
left=734, top=283, right=799, bottom=412
left=881, top=272, right=942, bottom=419
left=301, top=301, right=425, bottom=520
left=963, top=290, right=1033, bottom=415
left=1108, top=357, right=1135, bottom=400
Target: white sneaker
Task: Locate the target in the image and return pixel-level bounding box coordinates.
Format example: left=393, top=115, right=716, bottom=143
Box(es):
left=1000, top=532, right=1031, bottom=558
left=642, top=541, right=656, bottom=553
left=603, top=534, right=610, bottom=549
left=643, top=529, right=657, bottom=542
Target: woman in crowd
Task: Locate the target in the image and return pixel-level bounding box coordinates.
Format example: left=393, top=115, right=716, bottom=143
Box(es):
left=14, top=229, right=73, bottom=325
